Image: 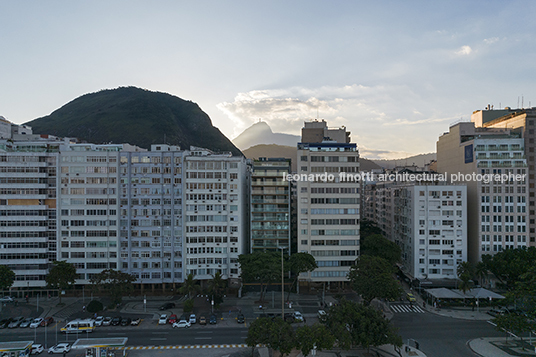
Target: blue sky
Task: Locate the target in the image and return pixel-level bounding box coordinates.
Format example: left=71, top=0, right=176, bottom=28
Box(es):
left=1, top=1, right=535, bottom=159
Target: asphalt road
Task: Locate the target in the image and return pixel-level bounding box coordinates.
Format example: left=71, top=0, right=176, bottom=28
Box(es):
left=392, top=309, right=505, bottom=357
left=0, top=324, right=249, bottom=347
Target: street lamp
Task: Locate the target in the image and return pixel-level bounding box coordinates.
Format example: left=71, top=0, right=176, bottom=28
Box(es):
left=278, top=246, right=285, bottom=319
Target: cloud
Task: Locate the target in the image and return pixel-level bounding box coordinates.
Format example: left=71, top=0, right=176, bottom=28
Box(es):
left=218, top=84, right=464, bottom=156
left=455, top=45, right=473, bottom=56
left=483, top=37, right=499, bottom=45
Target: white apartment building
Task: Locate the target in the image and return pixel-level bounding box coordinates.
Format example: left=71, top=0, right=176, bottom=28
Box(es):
left=437, top=122, right=529, bottom=262
left=184, top=148, right=249, bottom=285
left=296, top=142, right=360, bottom=284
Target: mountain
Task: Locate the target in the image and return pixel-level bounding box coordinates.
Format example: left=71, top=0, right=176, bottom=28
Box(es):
left=24, top=87, right=242, bottom=156
left=233, top=121, right=300, bottom=150
left=370, top=153, right=437, bottom=169
left=243, top=144, right=381, bottom=173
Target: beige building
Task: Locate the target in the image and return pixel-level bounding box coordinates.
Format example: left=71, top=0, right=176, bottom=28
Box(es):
left=437, top=121, right=528, bottom=263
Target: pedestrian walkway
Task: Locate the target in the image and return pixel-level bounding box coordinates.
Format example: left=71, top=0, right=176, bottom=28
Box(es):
left=390, top=304, right=425, bottom=313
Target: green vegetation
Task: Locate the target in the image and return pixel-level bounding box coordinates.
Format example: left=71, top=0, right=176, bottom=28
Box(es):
left=45, top=261, right=77, bottom=304
left=0, top=265, right=15, bottom=291
left=207, top=272, right=226, bottom=305
left=360, top=233, right=401, bottom=265
left=24, top=87, right=242, bottom=156
left=179, top=273, right=201, bottom=299
left=183, top=299, right=194, bottom=313
left=238, top=251, right=281, bottom=302
left=89, top=268, right=136, bottom=306
left=87, top=300, right=103, bottom=313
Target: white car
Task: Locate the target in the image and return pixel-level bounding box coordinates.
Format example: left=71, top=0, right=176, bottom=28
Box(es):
left=94, top=316, right=104, bottom=326
left=172, top=320, right=191, bottom=328
left=31, top=344, right=44, bottom=354
left=317, top=310, right=327, bottom=321
left=102, top=317, right=112, bottom=326
left=48, top=343, right=71, bottom=354
left=158, top=314, right=168, bottom=325
left=30, top=318, right=44, bottom=328
left=0, top=296, right=14, bottom=303
left=189, top=314, right=196, bottom=324
left=293, top=311, right=304, bottom=322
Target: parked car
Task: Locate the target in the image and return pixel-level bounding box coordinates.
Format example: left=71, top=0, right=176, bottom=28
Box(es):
left=131, top=317, right=141, bottom=326
left=168, top=314, right=178, bottom=324
left=120, top=317, right=131, bottom=326
left=236, top=314, right=245, bottom=323
left=8, top=316, right=24, bottom=328
left=41, top=317, right=54, bottom=327
left=102, top=317, right=112, bottom=326
left=0, top=296, right=14, bottom=303
left=172, top=320, right=191, bottom=328
left=209, top=315, right=217, bottom=324
left=189, top=314, right=196, bottom=324
left=158, top=314, right=168, bottom=325
left=30, top=318, right=44, bottom=328
left=159, top=302, right=175, bottom=310
left=31, top=344, right=44, bottom=354
left=199, top=316, right=206, bottom=325
left=293, top=311, right=304, bottom=322
left=0, top=318, right=12, bottom=329
left=94, top=316, right=104, bottom=326
left=317, top=310, right=327, bottom=321
left=111, top=316, right=121, bottom=326
left=20, top=318, right=33, bottom=328
left=47, top=343, right=71, bottom=354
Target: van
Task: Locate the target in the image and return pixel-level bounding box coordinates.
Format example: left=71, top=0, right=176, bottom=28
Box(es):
left=61, top=319, right=95, bottom=334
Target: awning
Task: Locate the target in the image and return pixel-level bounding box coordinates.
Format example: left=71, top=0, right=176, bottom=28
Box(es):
left=454, top=288, right=505, bottom=299
left=424, top=287, right=465, bottom=299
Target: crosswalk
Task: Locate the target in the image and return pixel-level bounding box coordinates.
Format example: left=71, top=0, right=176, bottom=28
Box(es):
left=390, top=304, right=425, bottom=313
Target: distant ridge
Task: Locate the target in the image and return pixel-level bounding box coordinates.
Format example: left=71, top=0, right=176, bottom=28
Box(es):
left=24, top=86, right=242, bottom=156
left=370, top=153, right=436, bottom=169
left=233, top=121, right=300, bottom=150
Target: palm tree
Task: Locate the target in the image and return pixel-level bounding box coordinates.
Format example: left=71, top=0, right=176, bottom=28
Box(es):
left=207, top=272, right=227, bottom=305
left=179, top=273, right=201, bottom=299
left=475, top=261, right=488, bottom=288
left=457, top=261, right=475, bottom=295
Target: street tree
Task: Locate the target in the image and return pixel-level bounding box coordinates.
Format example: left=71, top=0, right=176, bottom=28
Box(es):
left=474, top=261, right=489, bottom=287
left=348, top=256, right=401, bottom=305
left=494, top=313, right=535, bottom=346
left=482, top=247, right=536, bottom=291
left=207, top=271, right=226, bottom=305
left=179, top=273, right=201, bottom=299
left=239, top=251, right=280, bottom=302
left=360, top=234, right=401, bottom=265
left=245, top=317, right=295, bottom=357
left=295, top=323, right=335, bottom=356
left=90, top=269, right=136, bottom=306
left=287, top=252, right=317, bottom=299
left=0, top=265, right=15, bottom=291
left=324, top=299, right=402, bottom=351
left=457, top=261, right=475, bottom=294
left=360, top=220, right=383, bottom=239
left=46, top=261, right=77, bottom=304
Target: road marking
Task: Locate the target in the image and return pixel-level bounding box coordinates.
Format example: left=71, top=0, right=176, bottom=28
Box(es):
left=152, top=332, right=169, bottom=334
left=194, top=337, right=213, bottom=340
left=150, top=338, right=168, bottom=341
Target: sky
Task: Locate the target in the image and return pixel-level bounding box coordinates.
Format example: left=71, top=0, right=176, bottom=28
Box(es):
left=1, top=1, right=536, bottom=159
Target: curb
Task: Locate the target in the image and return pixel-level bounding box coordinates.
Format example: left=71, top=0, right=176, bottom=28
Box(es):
left=123, top=344, right=250, bottom=350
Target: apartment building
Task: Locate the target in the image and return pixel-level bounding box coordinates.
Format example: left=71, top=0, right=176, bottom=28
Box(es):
left=251, top=158, right=291, bottom=253
left=437, top=121, right=529, bottom=263
left=0, top=138, right=59, bottom=288
left=297, top=121, right=360, bottom=285
left=184, top=148, right=249, bottom=286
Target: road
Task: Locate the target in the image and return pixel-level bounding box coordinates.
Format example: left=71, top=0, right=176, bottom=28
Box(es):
left=0, top=324, right=249, bottom=347
left=391, top=309, right=505, bottom=357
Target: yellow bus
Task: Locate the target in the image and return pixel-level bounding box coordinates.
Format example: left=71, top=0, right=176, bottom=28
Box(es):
left=61, top=319, right=96, bottom=334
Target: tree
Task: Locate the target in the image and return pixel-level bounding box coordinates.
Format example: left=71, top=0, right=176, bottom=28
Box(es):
left=0, top=265, right=15, bottom=291
left=295, top=323, right=335, bottom=356
left=207, top=271, right=226, bottom=305
left=360, top=234, right=401, bottom=265
left=360, top=219, right=383, bottom=239
left=46, top=261, right=77, bottom=304
left=348, top=256, right=401, bottom=305
left=90, top=269, right=136, bottom=306
left=239, top=251, right=280, bottom=302
left=287, top=252, right=317, bottom=300
left=323, top=299, right=402, bottom=351
left=482, top=247, right=536, bottom=291
left=494, top=313, right=535, bottom=347
left=457, top=261, right=475, bottom=294
left=179, top=273, right=201, bottom=299
left=245, top=317, right=295, bottom=357
left=474, top=261, right=489, bottom=287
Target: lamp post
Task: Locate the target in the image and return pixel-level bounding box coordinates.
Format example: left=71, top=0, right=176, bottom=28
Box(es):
left=278, top=246, right=285, bottom=319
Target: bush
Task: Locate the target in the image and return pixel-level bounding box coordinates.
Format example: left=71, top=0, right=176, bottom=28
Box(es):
left=87, top=300, right=103, bottom=313
left=183, top=299, right=194, bottom=313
